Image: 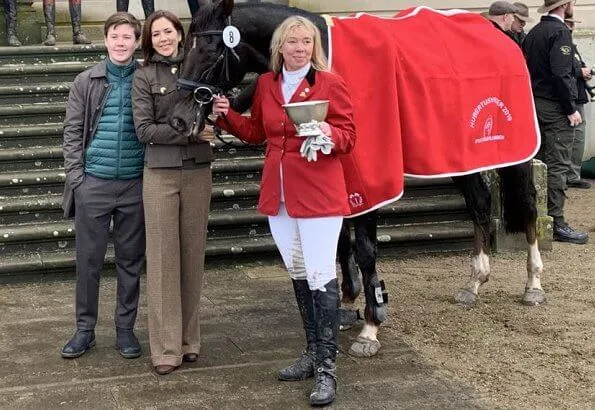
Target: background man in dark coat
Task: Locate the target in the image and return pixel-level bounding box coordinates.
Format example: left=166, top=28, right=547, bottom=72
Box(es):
left=523, top=0, right=589, bottom=244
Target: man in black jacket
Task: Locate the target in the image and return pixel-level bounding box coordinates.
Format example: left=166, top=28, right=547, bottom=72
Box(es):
left=523, top=0, right=588, bottom=245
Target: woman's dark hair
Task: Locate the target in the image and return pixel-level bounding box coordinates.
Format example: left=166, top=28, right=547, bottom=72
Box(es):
left=141, top=10, right=185, bottom=65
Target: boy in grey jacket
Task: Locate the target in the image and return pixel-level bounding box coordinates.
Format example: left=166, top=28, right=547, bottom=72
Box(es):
left=61, top=12, right=145, bottom=359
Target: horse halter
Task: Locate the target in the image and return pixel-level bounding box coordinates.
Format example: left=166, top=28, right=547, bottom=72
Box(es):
left=186, top=16, right=241, bottom=86
left=176, top=78, right=221, bottom=106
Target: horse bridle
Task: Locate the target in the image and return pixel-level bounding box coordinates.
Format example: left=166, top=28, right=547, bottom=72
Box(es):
left=176, top=16, right=241, bottom=102
left=175, top=17, right=252, bottom=147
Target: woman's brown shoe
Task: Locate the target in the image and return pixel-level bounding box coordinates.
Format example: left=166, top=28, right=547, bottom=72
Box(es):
left=154, top=365, right=176, bottom=375
left=183, top=353, right=198, bottom=362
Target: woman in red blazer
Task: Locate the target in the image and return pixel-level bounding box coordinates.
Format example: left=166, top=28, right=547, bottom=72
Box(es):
left=213, top=15, right=355, bottom=407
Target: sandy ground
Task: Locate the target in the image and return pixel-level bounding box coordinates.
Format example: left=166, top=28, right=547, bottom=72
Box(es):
left=368, top=178, right=594, bottom=409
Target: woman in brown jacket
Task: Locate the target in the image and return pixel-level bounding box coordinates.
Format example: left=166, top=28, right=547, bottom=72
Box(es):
left=132, top=9, right=213, bottom=376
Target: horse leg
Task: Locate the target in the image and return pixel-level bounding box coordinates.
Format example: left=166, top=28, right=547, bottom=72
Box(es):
left=348, top=211, right=386, bottom=357
left=337, top=219, right=363, bottom=330
left=522, top=219, right=546, bottom=305
left=337, top=219, right=361, bottom=304
left=498, top=162, right=546, bottom=305
left=453, top=174, right=492, bottom=306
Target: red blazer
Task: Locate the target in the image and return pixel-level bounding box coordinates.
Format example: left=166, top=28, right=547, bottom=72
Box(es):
left=218, top=69, right=356, bottom=217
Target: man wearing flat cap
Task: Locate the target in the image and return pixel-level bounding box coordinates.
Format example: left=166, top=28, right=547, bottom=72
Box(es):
left=486, top=1, right=519, bottom=32
left=523, top=0, right=589, bottom=245
left=510, top=2, right=534, bottom=44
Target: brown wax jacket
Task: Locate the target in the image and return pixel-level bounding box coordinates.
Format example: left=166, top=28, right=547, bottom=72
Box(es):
left=132, top=55, right=213, bottom=169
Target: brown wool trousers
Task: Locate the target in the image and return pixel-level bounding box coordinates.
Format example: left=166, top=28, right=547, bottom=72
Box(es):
left=143, top=166, right=212, bottom=367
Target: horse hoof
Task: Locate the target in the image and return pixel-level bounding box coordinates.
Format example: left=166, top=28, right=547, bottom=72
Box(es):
left=454, top=288, right=477, bottom=306
left=348, top=337, right=381, bottom=357
left=522, top=288, right=546, bottom=306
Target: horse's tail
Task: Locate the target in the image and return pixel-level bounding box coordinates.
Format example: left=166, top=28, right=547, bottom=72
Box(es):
left=497, top=161, right=537, bottom=234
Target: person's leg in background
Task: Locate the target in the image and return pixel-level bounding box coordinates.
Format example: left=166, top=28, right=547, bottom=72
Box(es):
left=69, top=0, right=91, bottom=44
left=3, top=0, right=22, bottom=46
left=536, top=98, right=588, bottom=244
left=567, top=103, right=591, bottom=188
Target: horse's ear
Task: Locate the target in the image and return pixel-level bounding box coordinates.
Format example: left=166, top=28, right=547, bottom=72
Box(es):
left=221, top=0, right=234, bottom=18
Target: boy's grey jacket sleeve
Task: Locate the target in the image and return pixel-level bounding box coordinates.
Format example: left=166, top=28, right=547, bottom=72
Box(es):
left=62, top=75, right=86, bottom=190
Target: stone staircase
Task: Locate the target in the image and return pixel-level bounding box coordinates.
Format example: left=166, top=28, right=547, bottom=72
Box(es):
left=0, top=44, right=474, bottom=279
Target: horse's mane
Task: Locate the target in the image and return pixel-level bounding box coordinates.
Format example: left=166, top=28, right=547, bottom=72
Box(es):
left=190, top=2, right=220, bottom=32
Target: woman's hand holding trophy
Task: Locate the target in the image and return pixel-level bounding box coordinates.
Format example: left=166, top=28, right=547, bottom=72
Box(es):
left=283, top=100, right=335, bottom=162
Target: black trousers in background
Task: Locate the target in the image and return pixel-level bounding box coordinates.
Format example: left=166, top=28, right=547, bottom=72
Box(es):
left=567, top=103, right=586, bottom=183
left=534, top=97, right=576, bottom=224
left=74, top=175, right=146, bottom=331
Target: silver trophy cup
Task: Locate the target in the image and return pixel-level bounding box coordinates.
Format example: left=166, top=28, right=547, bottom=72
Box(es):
left=282, top=100, right=329, bottom=137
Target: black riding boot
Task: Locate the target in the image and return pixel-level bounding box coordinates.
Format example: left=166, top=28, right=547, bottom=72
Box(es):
left=278, top=279, right=317, bottom=381
left=140, top=0, right=154, bottom=19
left=4, top=0, right=22, bottom=46
left=42, top=0, right=56, bottom=46
left=310, top=279, right=340, bottom=406
left=69, top=0, right=90, bottom=44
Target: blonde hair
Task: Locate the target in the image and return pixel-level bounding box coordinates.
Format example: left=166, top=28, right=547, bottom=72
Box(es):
left=270, top=16, right=328, bottom=73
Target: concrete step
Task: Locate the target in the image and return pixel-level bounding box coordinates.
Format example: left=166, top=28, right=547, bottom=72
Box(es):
left=0, top=139, right=263, bottom=172
left=0, top=146, right=63, bottom=172
left=0, top=44, right=107, bottom=64
left=0, top=194, right=469, bottom=251
left=0, top=126, right=262, bottom=161
left=0, top=220, right=474, bottom=277
left=0, top=61, right=98, bottom=85
left=0, top=175, right=467, bottom=224
left=0, top=168, right=65, bottom=196
left=0, top=157, right=265, bottom=194
left=0, top=181, right=262, bottom=225
left=0, top=102, right=66, bottom=126
left=0, top=193, right=64, bottom=225
left=0, top=81, right=71, bottom=103
left=0, top=123, right=63, bottom=149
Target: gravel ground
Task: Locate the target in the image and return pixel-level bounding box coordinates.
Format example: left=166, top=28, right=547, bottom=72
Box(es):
left=372, top=178, right=594, bottom=409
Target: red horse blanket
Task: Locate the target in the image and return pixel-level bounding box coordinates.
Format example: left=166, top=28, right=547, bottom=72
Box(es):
left=328, top=7, right=540, bottom=217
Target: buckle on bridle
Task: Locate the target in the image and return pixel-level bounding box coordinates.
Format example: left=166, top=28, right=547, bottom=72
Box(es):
left=193, top=86, right=215, bottom=105
left=176, top=78, right=220, bottom=106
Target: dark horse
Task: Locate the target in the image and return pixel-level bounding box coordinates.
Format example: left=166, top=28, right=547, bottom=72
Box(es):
left=170, top=0, right=547, bottom=357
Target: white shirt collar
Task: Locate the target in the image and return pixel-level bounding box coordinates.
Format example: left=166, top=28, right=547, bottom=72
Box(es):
left=547, top=13, right=565, bottom=23
left=282, top=63, right=311, bottom=82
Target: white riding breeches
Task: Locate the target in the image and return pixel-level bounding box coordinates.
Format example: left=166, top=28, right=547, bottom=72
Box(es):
left=268, top=203, right=343, bottom=291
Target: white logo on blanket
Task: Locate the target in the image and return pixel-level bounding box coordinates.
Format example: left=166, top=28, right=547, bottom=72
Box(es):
left=469, top=97, right=512, bottom=144
left=349, top=192, right=364, bottom=208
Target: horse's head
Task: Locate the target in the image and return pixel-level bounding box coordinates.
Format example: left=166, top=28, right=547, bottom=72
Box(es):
left=170, top=0, right=249, bottom=136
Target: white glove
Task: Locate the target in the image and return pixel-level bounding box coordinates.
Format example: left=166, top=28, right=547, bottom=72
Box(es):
left=300, top=134, right=335, bottom=162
